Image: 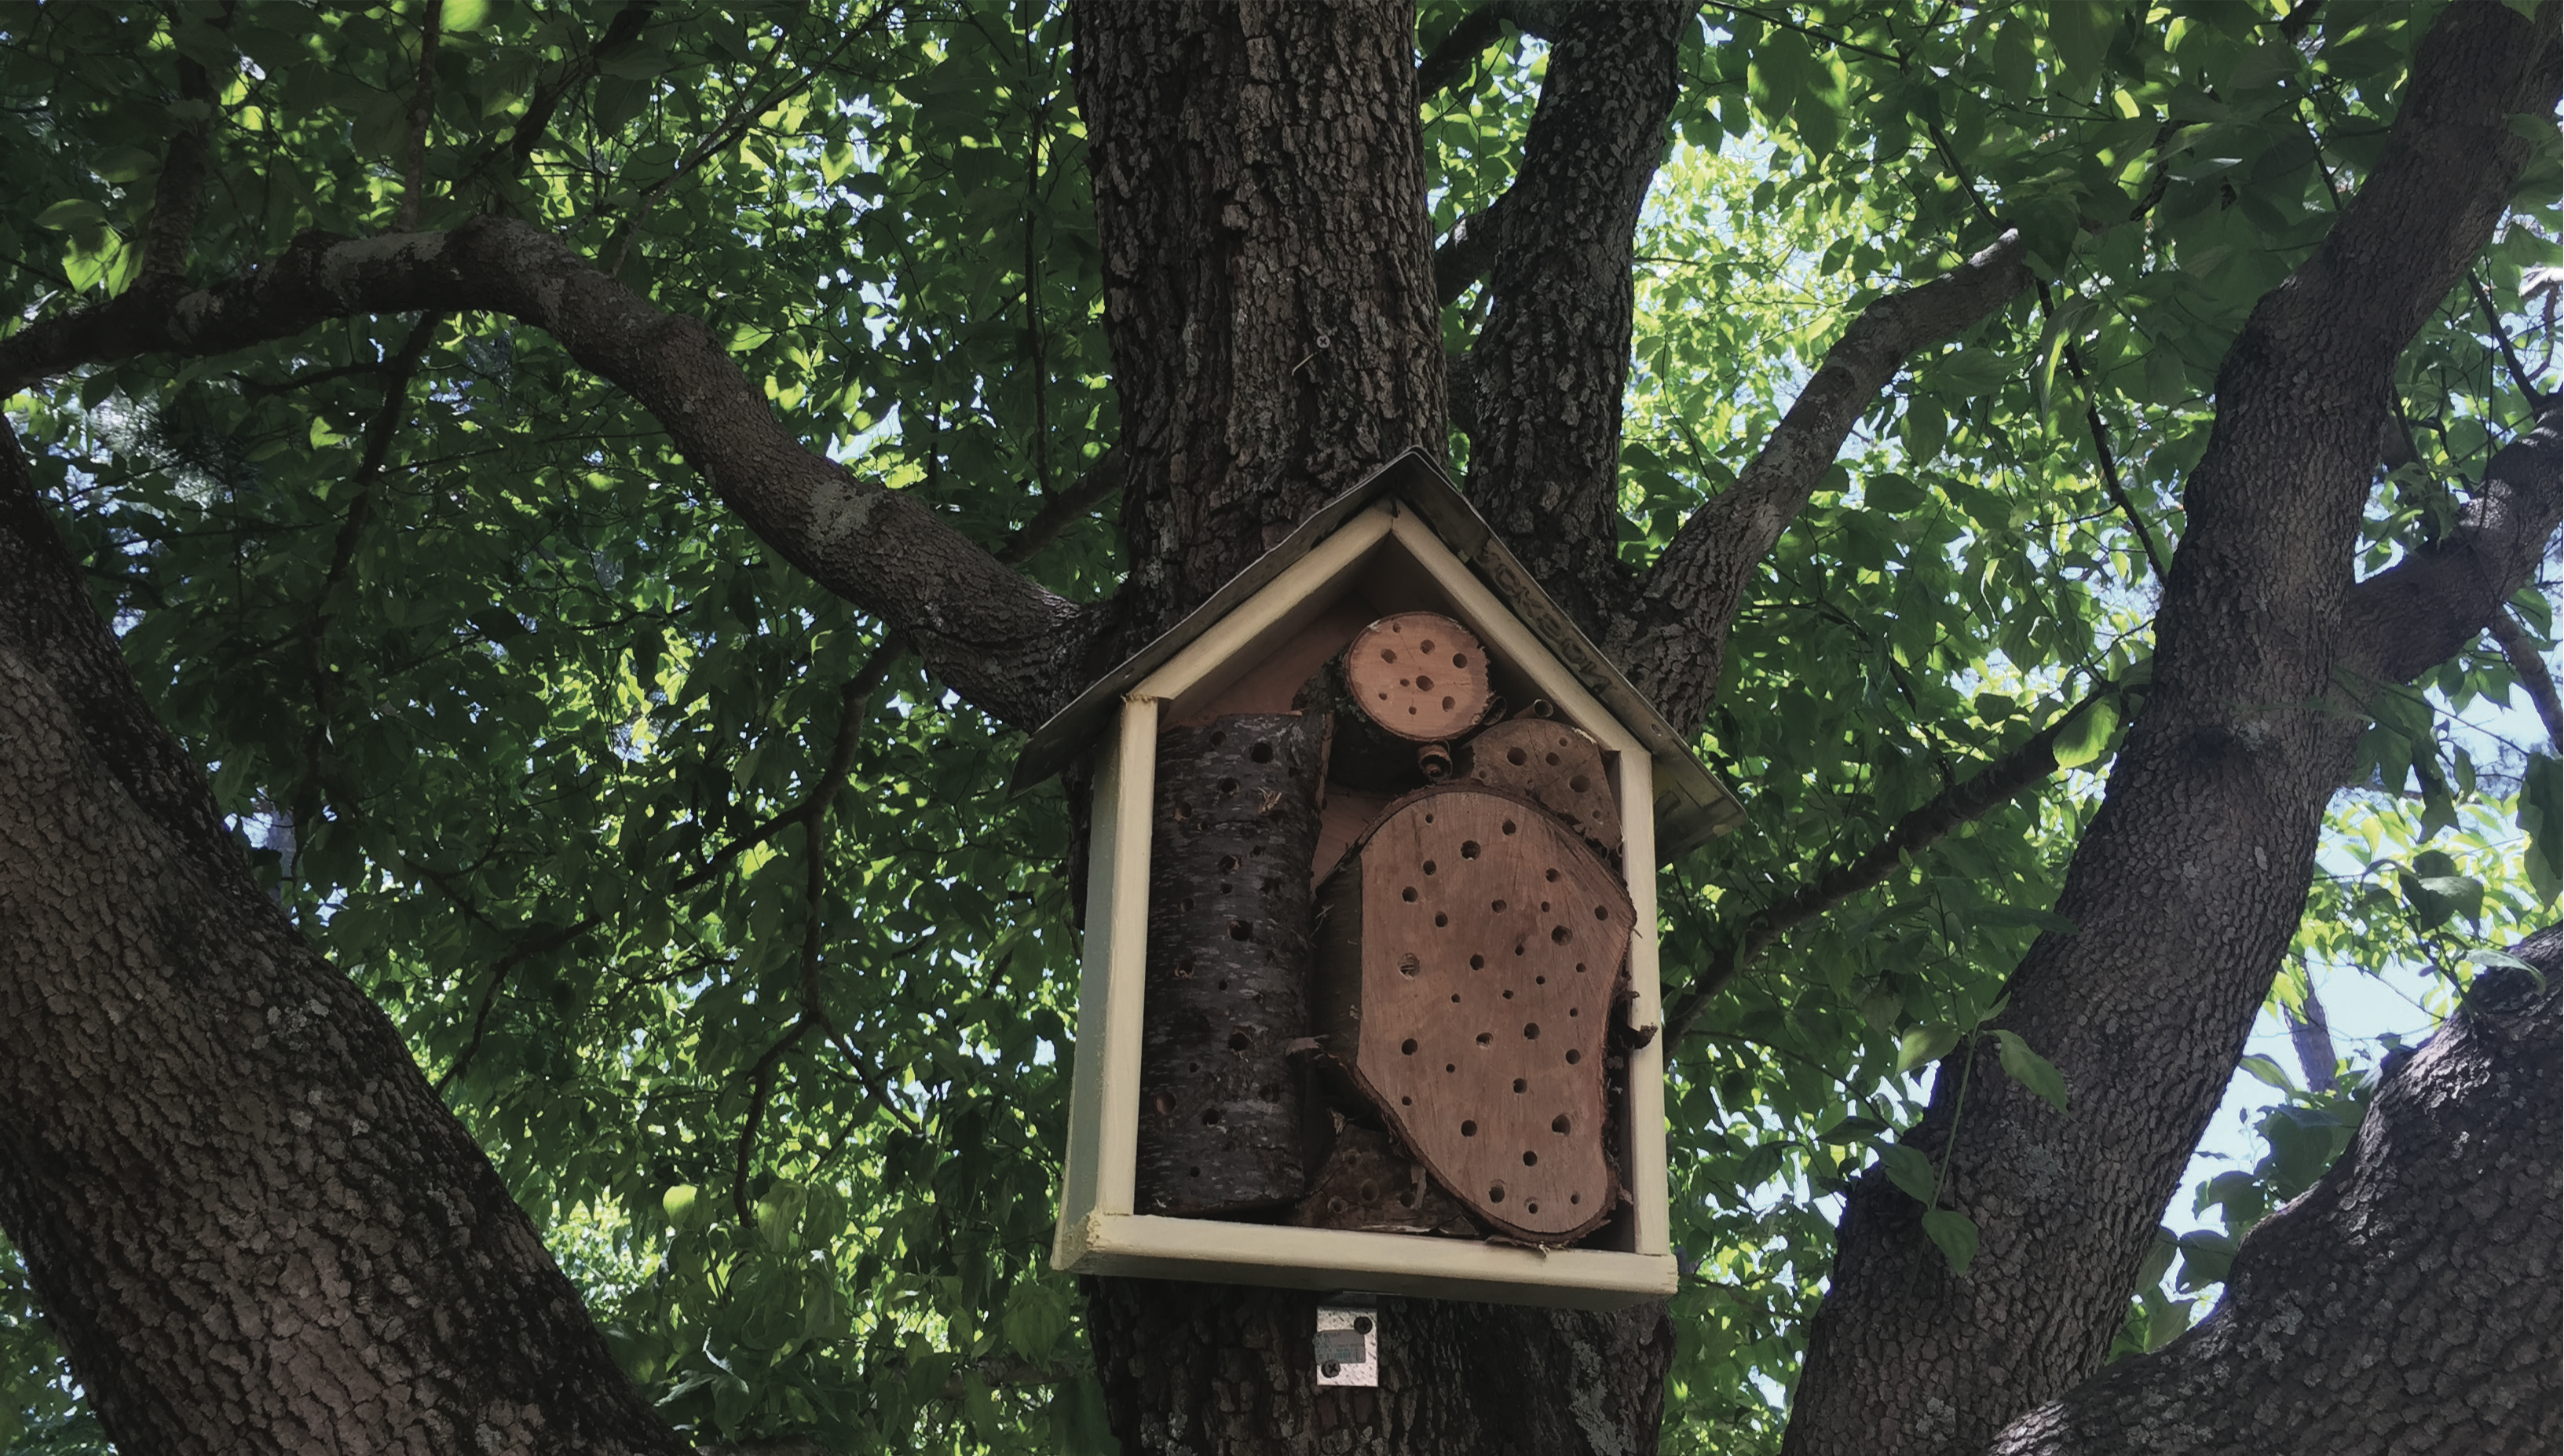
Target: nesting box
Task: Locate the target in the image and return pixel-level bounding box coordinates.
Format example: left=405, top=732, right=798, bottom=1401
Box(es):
left=1015, top=450, right=1741, bottom=1308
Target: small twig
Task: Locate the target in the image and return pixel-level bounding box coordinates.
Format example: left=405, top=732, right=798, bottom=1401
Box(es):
left=2467, top=270, right=2541, bottom=402
left=1667, top=679, right=2118, bottom=1042
left=995, top=449, right=1124, bottom=565
left=139, top=57, right=218, bottom=284
left=396, top=0, right=444, bottom=231
left=2487, top=607, right=2563, bottom=752
left=1415, top=2, right=1518, bottom=100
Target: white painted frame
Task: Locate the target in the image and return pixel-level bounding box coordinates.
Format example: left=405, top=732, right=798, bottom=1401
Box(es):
left=1052, top=504, right=1677, bottom=1308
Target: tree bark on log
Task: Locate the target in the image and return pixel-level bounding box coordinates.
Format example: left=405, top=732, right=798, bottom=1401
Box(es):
left=1138, top=713, right=1330, bottom=1216
left=0, top=425, right=690, bottom=1454
left=1988, top=928, right=2562, bottom=1456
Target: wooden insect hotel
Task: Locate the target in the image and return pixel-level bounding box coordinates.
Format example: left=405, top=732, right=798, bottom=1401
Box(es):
left=1015, top=451, right=1741, bottom=1307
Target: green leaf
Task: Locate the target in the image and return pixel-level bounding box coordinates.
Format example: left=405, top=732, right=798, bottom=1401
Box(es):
left=1897, top=1022, right=1962, bottom=1073
left=1920, top=1208, right=1979, bottom=1276
left=662, top=1184, right=702, bottom=1228
left=1003, top=1281, right=1070, bottom=1362
left=2235, top=1052, right=2293, bottom=1092
left=1879, top=1143, right=1940, bottom=1204
left=2051, top=697, right=2120, bottom=770
left=2519, top=754, right=2560, bottom=902
left=2397, top=849, right=2483, bottom=931
left=1991, top=1030, right=2069, bottom=1114
left=33, top=199, right=107, bottom=231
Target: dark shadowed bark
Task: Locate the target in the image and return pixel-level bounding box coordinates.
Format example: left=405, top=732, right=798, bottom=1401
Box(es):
left=1989, top=928, right=2562, bottom=1456
left=1451, top=0, right=1692, bottom=642
left=1074, top=0, right=1448, bottom=661
left=1781, top=5, right=2564, bottom=1453
left=1086, top=1279, right=1672, bottom=1456
left=0, top=424, right=691, bottom=1456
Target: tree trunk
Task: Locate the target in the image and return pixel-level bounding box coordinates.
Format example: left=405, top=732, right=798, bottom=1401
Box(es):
left=1069, top=3, right=1677, bottom=1450
left=1988, top=928, right=2562, bottom=1456
left=0, top=427, right=690, bottom=1454
left=1085, top=1279, right=1673, bottom=1456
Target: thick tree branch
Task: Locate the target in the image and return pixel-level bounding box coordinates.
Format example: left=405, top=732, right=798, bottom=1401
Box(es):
left=0, top=217, right=1093, bottom=727
left=1459, top=0, right=1694, bottom=642
left=995, top=447, right=1125, bottom=565
left=1414, top=3, right=1514, bottom=101
left=2340, top=397, right=2562, bottom=689
left=1988, top=928, right=2561, bottom=1456
left=1623, top=229, right=2032, bottom=728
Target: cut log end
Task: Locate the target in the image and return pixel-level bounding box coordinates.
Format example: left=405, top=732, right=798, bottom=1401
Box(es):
left=1344, top=612, right=1492, bottom=743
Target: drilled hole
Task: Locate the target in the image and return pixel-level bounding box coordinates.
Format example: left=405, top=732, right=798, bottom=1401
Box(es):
left=1596, top=905, right=1611, bottom=920
left=1487, top=1182, right=1505, bottom=1202
left=1545, top=868, right=1560, bottom=883
left=1490, top=898, right=1507, bottom=913
left=1423, top=859, right=1439, bottom=876
left=1420, top=638, right=1437, bottom=653
left=1513, top=942, right=1527, bottom=957
left=1506, top=747, right=1528, bottom=766
left=1435, top=913, right=1449, bottom=927
left=1564, top=1048, right=1582, bottom=1064
left=1523, top=1151, right=1538, bottom=1166
left=1229, top=920, right=1253, bottom=941
left=1359, top=1182, right=1377, bottom=1202
left=1569, top=1192, right=1580, bottom=1205
left=1401, top=1038, right=1418, bottom=1055
left=1229, top=1031, right=1253, bottom=1052
left=1402, top=885, right=1419, bottom=902
left=1460, top=1120, right=1477, bottom=1137
left=1201, top=1107, right=1222, bottom=1125
left=1218, top=854, right=1240, bottom=873
left=1209, top=730, right=1226, bottom=747
left=1442, top=695, right=1455, bottom=709
left=1417, top=674, right=1435, bottom=691
left=1251, top=741, right=1274, bottom=763
left=1451, top=993, right=1461, bottom=1003
left=1453, top=653, right=1467, bottom=668
left=1218, top=777, right=1239, bottom=793
left=1217, top=979, right=1229, bottom=990
left=1502, top=819, right=1517, bottom=835
left=1553, top=1114, right=1571, bottom=1134
left=1399, top=953, right=1421, bottom=977
left=1569, top=774, right=1591, bottom=792
left=1189, top=1166, right=1201, bottom=1177
left=1502, top=990, right=1514, bottom=1000
left=1575, top=962, right=1587, bottom=974
left=1469, top=954, right=1485, bottom=969
left=1569, top=1006, right=1578, bottom=1016
left=1460, top=840, right=1482, bottom=859
left=1545, top=752, right=1560, bottom=766
left=1512, top=1077, right=1527, bottom=1093
left=1379, top=648, right=1398, bottom=663
left=1447, top=1063, right=1458, bottom=1073
left=1552, top=926, right=1572, bottom=945
left=1401, top=1096, right=1413, bottom=1107
left=1525, top=1199, right=1539, bottom=1214
left=1476, top=1031, right=1494, bottom=1046
left=1523, top=1022, right=1540, bottom=1040
left=1534, top=975, right=1546, bottom=985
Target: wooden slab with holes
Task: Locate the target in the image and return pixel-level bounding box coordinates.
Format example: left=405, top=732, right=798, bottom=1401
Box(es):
left=1136, top=712, right=1328, bottom=1216
left=1289, top=1121, right=1481, bottom=1236
left=1458, top=719, right=1622, bottom=855
left=1310, top=783, right=1634, bottom=1243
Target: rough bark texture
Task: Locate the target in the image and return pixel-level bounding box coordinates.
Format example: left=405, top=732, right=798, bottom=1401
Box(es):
left=0, top=424, right=690, bottom=1455
left=1085, top=1279, right=1673, bottom=1456
left=1454, top=0, right=1692, bottom=642
left=1780, top=6, right=2564, bottom=1454
left=1988, top=927, right=2562, bottom=1456
left=1138, top=713, right=1330, bottom=1216
left=1075, top=0, right=1449, bottom=658
left=0, top=217, right=1090, bottom=730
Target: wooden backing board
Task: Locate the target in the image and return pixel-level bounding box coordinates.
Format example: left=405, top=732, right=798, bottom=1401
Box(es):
left=1312, top=783, right=1635, bottom=1244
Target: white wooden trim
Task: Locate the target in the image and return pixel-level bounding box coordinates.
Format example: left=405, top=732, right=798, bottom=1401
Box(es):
left=1059, top=1212, right=1676, bottom=1309
left=1381, top=512, right=1646, bottom=761
left=1132, top=507, right=1397, bottom=711
left=1617, top=746, right=1671, bottom=1260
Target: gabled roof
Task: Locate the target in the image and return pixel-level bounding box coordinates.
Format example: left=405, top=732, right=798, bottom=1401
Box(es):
left=1008, top=449, right=1744, bottom=857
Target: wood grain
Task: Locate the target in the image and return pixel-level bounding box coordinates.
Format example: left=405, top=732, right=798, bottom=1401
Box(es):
left=1458, top=719, right=1622, bottom=855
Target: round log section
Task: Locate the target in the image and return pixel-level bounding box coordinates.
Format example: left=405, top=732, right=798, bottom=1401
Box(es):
left=1136, top=712, right=1329, bottom=1216
left=1309, top=782, right=1634, bottom=1243
left=1294, top=612, right=1494, bottom=791
left=1457, top=719, right=1622, bottom=855
left=1345, top=611, right=1491, bottom=740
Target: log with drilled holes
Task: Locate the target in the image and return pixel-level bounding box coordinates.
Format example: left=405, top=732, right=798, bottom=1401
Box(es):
left=1136, top=712, right=1330, bottom=1216
left=1294, top=612, right=1493, bottom=789
left=1309, top=782, right=1635, bottom=1243
left=1457, top=718, right=1622, bottom=856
